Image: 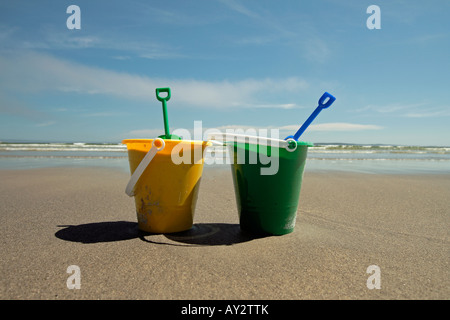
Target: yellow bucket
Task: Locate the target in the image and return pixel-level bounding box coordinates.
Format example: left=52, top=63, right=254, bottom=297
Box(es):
left=122, top=139, right=211, bottom=233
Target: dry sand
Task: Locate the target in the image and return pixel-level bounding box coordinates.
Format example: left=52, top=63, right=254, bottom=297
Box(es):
left=0, top=166, right=448, bottom=300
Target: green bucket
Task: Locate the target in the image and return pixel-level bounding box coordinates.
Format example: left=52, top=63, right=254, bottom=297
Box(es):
left=229, top=140, right=313, bottom=236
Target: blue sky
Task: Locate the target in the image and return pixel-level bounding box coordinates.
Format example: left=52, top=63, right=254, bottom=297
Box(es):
left=0, top=0, right=449, bottom=146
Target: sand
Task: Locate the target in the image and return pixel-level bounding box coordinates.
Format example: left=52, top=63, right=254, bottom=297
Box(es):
left=0, top=166, right=448, bottom=300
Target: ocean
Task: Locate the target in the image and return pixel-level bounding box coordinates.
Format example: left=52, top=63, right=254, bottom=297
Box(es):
left=0, top=141, right=449, bottom=174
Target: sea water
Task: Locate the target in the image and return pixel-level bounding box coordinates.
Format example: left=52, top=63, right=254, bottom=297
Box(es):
left=0, top=141, right=449, bottom=174
left=306, top=144, right=450, bottom=174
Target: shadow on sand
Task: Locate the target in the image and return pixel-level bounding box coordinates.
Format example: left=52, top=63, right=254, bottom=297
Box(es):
left=55, top=221, right=267, bottom=246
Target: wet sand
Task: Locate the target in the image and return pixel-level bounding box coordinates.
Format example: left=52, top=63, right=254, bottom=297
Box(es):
left=0, top=166, right=449, bottom=300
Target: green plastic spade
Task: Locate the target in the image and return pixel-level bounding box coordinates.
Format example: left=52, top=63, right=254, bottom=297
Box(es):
left=156, top=87, right=181, bottom=140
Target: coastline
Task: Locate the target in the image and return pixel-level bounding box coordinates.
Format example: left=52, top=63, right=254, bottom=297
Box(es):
left=0, top=156, right=449, bottom=175
left=1, top=141, right=449, bottom=174
left=0, top=166, right=449, bottom=299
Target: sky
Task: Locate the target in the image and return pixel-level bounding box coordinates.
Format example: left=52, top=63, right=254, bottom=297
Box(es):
left=0, top=0, right=449, bottom=146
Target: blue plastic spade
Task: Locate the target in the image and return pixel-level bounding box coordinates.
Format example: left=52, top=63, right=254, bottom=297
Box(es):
left=285, top=92, right=336, bottom=141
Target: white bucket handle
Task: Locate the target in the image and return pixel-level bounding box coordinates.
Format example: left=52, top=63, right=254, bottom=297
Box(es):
left=125, top=138, right=165, bottom=197
left=207, top=133, right=297, bottom=152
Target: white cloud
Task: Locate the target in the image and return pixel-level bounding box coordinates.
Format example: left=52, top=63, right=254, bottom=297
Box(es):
left=42, top=33, right=99, bottom=49
left=405, top=110, right=450, bottom=118
left=81, top=112, right=127, bottom=117
left=358, top=103, right=425, bottom=113
left=219, top=0, right=296, bottom=38
left=307, top=122, right=383, bottom=131
left=124, top=121, right=384, bottom=140
left=236, top=103, right=301, bottom=109
left=1, top=22, right=183, bottom=60
left=302, top=37, right=331, bottom=63
left=186, top=122, right=383, bottom=133
left=170, top=77, right=308, bottom=108
left=407, top=33, right=449, bottom=45
left=219, top=0, right=261, bottom=20
left=219, top=1, right=331, bottom=62
left=0, top=51, right=309, bottom=109
left=0, top=51, right=157, bottom=100
left=279, top=123, right=383, bottom=132
left=36, top=121, right=56, bottom=127
left=358, top=103, right=450, bottom=118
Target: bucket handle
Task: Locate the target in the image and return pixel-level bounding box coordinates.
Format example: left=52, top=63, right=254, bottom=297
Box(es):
left=207, top=133, right=297, bottom=152
left=125, top=138, right=165, bottom=197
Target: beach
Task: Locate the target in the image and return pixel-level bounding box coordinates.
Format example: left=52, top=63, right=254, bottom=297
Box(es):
left=0, top=165, right=448, bottom=300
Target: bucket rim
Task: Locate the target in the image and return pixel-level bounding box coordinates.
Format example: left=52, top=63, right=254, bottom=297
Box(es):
left=122, top=139, right=212, bottom=146
left=228, top=140, right=314, bottom=147
left=207, top=132, right=313, bottom=148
